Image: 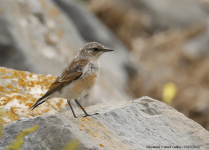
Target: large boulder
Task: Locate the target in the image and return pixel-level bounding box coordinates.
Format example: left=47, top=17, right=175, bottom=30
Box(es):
left=1, top=97, right=209, bottom=150
left=0, top=0, right=84, bottom=76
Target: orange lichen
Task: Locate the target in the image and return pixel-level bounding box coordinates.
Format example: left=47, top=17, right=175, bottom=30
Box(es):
left=0, top=67, right=66, bottom=124
left=0, top=68, right=7, bottom=74
left=85, top=117, right=91, bottom=121
left=100, top=144, right=104, bottom=147
left=6, top=84, right=14, bottom=89
left=5, top=111, right=19, bottom=122
left=86, top=129, right=91, bottom=134
left=98, top=122, right=103, bottom=127
left=56, top=99, right=63, bottom=109
left=25, top=102, right=33, bottom=108
left=81, top=119, right=85, bottom=122
left=91, top=132, right=98, bottom=137
left=81, top=124, right=84, bottom=127
left=79, top=129, right=82, bottom=131
left=0, top=86, right=6, bottom=93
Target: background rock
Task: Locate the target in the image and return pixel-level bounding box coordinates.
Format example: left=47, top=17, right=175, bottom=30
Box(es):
left=117, top=0, right=209, bottom=31
left=87, top=0, right=209, bottom=130
left=1, top=97, right=209, bottom=150
left=0, top=0, right=84, bottom=76
left=0, top=0, right=132, bottom=107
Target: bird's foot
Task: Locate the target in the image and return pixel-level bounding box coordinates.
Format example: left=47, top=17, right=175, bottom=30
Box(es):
left=72, top=114, right=78, bottom=118
left=92, top=112, right=99, bottom=115
left=83, top=114, right=92, bottom=118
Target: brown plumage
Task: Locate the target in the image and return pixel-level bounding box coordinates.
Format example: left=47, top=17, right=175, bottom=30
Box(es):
left=30, top=42, right=113, bottom=118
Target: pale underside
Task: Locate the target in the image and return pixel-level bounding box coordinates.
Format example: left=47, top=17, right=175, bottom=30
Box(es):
left=46, top=59, right=100, bottom=101
left=50, top=73, right=98, bottom=100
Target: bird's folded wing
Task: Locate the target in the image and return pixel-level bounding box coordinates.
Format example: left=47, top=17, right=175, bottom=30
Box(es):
left=42, top=59, right=89, bottom=98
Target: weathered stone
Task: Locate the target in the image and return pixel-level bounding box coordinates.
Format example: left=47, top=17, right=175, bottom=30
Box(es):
left=0, top=67, right=63, bottom=123
left=0, top=0, right=85, bottom=76
left=1, top=97, right=209, bottom=150
left=0, top=64, right=130, bottom=123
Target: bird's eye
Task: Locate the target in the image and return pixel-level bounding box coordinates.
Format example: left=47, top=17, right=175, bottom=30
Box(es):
left=93, top=48, right=99, bottom=52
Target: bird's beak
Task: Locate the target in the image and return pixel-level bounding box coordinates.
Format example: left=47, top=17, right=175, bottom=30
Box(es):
left=103, top=48, right=114, bottom=52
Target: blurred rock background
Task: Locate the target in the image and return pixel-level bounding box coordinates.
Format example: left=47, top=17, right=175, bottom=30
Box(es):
left=0, top=0, right=132, bottom=110
left=1, top=0, right=209, bottom=131
left=87, top=0, right=209, bottom=130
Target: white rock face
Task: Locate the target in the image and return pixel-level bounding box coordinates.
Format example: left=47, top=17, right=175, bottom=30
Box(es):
left=1, top=97, right=209, bottom=150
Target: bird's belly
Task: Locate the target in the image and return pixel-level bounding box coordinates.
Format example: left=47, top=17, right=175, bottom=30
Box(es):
left=61, top=74, right=98, bottom=100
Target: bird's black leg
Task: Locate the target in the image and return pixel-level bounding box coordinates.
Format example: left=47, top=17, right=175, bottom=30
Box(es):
left=67, top=100, right=77, bottom=118
left=75, top=99, right=91, bottom=117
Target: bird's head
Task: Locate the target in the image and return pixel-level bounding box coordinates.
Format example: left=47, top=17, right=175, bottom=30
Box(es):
left=79, top=42, right=113, bottom=60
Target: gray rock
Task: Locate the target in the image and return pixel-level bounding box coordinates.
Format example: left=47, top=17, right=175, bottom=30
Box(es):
left=0, top=0, right=84, bottom=76
left=118, top=0, right=209, bottom=31
left=184, top=31, right=209, bottom=60
left=53, top=0, right=111, bottom=45
left=121, top=0, right=209, bottom=57
left=1, top=97, right=209, bottom=150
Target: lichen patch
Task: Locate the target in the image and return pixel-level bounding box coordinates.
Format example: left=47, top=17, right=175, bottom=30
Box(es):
left=0, top=67, right=67, bottom=123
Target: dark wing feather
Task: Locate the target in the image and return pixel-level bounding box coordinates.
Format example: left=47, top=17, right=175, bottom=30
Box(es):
left=30, top=59, right=89, bottom=110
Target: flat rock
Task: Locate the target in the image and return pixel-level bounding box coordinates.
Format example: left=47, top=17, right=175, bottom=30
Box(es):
left=1, top=97, right=209, bottom=150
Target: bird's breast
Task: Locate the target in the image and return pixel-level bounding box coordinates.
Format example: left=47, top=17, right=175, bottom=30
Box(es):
left=87, top=62, right=100, bottom=76
left=69, top=73, right=98, bottom=98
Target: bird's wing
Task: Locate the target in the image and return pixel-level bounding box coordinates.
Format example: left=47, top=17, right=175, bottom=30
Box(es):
left=40, top=59, right=89, bottom=99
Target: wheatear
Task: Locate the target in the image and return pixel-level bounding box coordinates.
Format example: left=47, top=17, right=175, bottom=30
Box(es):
left=30, top=42, right=113, bottom=118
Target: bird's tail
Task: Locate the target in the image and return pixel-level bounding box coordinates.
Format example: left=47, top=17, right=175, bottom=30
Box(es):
left=30, top=96, right=49, bottom=110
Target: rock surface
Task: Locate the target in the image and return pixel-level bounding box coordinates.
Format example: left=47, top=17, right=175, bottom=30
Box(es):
left=0, top=0, right=84, bottom=76
left=0, top=67, right=63, bottom=123
left=0, top=66, right=130, bottom=123
left=1, top=97, right=209, bottom=150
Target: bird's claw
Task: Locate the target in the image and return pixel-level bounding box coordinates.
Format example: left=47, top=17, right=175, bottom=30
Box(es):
left=83, top=114, right=92, bottom=118
left=92, top=112, right=99, bottom=116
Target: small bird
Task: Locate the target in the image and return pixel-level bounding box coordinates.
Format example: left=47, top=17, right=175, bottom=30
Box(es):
left=30, top=42, right=113, bottom=118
